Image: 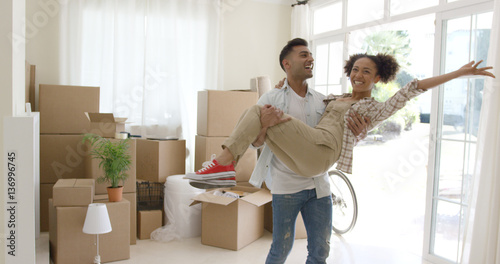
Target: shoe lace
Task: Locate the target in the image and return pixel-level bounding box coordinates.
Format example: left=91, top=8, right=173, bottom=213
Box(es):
left=199, top=154, right=217, bottom=172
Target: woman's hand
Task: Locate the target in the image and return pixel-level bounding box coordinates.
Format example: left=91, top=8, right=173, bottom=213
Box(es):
left=458, top=60, right=496, bottom=78
left=417, top=60, right=495, bottom=90
left=347, top=111, right=370, bottom=140
left=275, top=78, right=286, bottom=89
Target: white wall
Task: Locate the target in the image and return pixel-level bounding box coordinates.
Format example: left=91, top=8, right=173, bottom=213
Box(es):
left=221, top=0, right=291, bottom=90
left=25, top=0, right=62, bottom=111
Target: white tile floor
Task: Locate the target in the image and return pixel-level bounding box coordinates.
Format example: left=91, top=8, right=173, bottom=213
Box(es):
left=38, top=229, right=433, bottom=264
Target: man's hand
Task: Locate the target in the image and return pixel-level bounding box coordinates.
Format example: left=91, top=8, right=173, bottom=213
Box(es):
left=261, top=104, right=291, bottom=128
left=275, top=78, right=286, bottom=89
left=347, top=111, right=370, bottom=140
left=252, top=105, right=291, bottom=148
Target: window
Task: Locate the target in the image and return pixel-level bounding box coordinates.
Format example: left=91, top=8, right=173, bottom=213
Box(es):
left=313, top=2, right=343, bottom=34
left=347, top=0, right=384, bottom=26
left=390, top=0, right=438, bottom=16
left=310, top=1, right=494, bottom=263
left=429, top=10, right=493, bottom=263
left=313, top=38, right=344, bottom=95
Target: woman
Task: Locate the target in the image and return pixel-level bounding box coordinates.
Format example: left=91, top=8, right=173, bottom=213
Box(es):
left=186, top=53, right=495, bottom=187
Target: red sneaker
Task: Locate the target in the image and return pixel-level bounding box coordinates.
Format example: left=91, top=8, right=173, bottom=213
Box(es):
left=185, top=159, right=235, bottom=180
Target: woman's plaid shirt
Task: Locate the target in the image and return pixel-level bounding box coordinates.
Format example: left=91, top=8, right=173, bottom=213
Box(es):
left=324, top=79, right=426, bottom=174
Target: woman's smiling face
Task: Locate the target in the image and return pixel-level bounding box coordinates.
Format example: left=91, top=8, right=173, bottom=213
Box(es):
left=349, top=57, right=381, bottom=93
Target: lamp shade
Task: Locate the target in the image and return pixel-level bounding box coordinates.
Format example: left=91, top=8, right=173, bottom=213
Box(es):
left=83, top=203, right=112, bottom=235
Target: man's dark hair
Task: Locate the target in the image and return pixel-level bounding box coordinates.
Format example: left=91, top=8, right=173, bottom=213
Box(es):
left=279, top=38, right=309, bottom=72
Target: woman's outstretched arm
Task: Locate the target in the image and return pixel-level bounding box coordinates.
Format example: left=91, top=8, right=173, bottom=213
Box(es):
left=417, top=60, right=495, bottom=90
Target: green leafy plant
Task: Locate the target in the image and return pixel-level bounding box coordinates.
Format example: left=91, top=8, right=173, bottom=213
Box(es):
left=83, top=133, right=131, bottom=188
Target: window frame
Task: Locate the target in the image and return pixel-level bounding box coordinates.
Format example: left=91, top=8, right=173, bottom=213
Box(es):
left=308, top=0, right=495, bottom=263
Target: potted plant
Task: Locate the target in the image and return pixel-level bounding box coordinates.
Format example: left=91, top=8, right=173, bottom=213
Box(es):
left=83, top=133, right=131, bottom=202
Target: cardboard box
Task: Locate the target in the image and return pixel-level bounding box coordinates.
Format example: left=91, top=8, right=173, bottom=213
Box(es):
left=94, top=193, right=137, bottom=245
left=40, top=134, right=87, bottom=183
left=191, top=186, right=272, bottom=250
left=49, top=199, right=130, bottom=264
left=53, top=179, right=94, bottom=207
left=40, top=183, right=54, bottom=232
left=137, top=210, right=163, bottom=240
left=264, top=203, right=307, bottom=239
left=123, top=193, right=137, bottom=245
left=39, top=84, right=99, bottom=134
left=86, top=112, right=127, bottom=138
left=136, top=139, right=186, bottom=183
left=85, top=139, right=137, bottom=194
left=195, top=135, right=257, bottom=182
left=197, top=90, right=258, bottom=137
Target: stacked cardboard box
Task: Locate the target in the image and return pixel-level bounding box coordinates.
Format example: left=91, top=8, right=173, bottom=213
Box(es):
left=135, top=138, right=186, bottom=237
left=49, top=179, right=130, bottom=264
left=194, top=90, right=274, bottom=250
left=39, top=84, right=99, bottom=233
left=191, top=186, right=272, bottom=250
left=39, top=84, right=137, bottom=245
left=135, top=179, right=165, bottom=239
left=137, top=210, right=163, bottom=240
left=136, top=139, right=186, bottom=183
left=195, top=90, right=259, bottom=183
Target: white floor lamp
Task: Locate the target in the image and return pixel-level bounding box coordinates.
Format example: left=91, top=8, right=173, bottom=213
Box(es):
left=83, top=203, right=112, bottom=264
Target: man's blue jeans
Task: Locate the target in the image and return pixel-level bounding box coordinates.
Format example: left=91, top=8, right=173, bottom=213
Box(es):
left=265, top=189, right=332, bottom=264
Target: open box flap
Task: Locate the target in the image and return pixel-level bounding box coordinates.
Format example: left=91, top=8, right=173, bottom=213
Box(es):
left=240, top=189, right=272, bottom=207
left=190, top=191, right=238, bottom=206
left=54, top=179, right=77, bottom=188
left=85, top=112, right=128, bottom=123
left=190, top=186, right=271, bottom=207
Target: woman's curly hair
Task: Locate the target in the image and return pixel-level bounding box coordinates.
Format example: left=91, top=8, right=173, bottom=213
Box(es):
left=343, top=53, right=400, bottom=83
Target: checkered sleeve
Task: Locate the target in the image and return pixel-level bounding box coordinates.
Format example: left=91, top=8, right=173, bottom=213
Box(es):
left=335, top=126, right=355, bottom=174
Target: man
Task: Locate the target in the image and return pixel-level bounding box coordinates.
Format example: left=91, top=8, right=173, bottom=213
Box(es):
left=187, top=38, right=369, bottom=263
left=249, top=38, right=332, bottom=264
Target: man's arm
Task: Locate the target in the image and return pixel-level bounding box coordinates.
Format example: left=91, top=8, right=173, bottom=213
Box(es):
left=252, top=105, right=291, bottom=147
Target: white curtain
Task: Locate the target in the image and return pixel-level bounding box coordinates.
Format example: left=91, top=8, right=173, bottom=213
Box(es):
left=291, top=3, right=310, bottom=40
left=59, top=0, right=220, bottom=171
left=461, top=1, right=500, bottom=263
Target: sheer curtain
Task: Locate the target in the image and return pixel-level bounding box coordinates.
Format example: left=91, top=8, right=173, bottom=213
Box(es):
left=291, top=3, right=310, bottom=40
left=59, top=0, right=220, bottom=171
left=461, top=1, right=500, bottom=263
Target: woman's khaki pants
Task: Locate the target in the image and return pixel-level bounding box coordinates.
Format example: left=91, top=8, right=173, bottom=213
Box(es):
left=222, top=101, right=351, bottom=177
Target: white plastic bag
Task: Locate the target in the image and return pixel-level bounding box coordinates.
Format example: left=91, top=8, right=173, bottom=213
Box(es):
left=150, top=175, right=204, bottom=242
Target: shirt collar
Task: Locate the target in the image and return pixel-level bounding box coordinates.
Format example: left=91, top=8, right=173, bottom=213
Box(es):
left=284, top=78, right=312, bottom=97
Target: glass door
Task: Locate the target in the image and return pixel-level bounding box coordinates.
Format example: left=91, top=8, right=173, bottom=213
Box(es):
left=424, top=5, right=493, bottom=264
